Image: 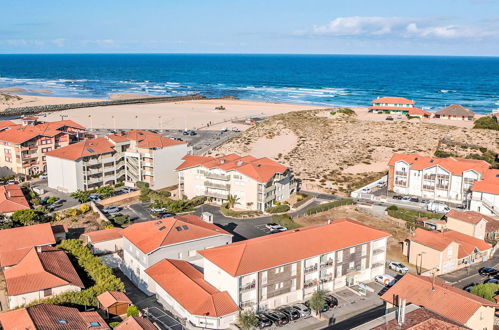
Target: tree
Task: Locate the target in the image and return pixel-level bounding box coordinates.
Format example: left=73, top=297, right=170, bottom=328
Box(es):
left=11, top=209, right=38, bottom=226
left=474, top=116, right=499, bottom=131
left=71, top=190, right=90, bottom=203
left=227, top=194, right=239, bottom=209
left=237, top=310, right=259, bottom=330
left=309, top=289, right=327, bottom=317
left=470, top=283, right=499, bottom=302
left=127, top=305, right=139, bottom=317
left=96, top=186, right=114, bottom=198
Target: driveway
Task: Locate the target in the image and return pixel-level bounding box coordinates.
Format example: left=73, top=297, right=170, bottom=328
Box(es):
left=29, top=178, right=80, bottom=211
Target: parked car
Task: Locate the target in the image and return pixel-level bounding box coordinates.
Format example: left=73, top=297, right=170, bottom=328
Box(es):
left=6, top=180, right=17, bottom=185
left=393, top=195, right=403, bottom=200
left=375, top=274, right=396, bottom=287
left=102, top=206, right=122, bottom=214
left=427, top=201, right=450, bottom=213
left=256, top=314, right=273, bottom=328
left=484, top=278, right=499, bottom=284
left=291, top=303, right=311, bottom=318
left=270, top=226, right=287, bottom=233
left=113, top=190, right=126, bottom=196
left=386, top=116, right=394, bottom=121
left=325, top=295, right=339, bottom=308
left=479, top=267, right=498, bottom=277
left=232, top=127, right=241, bottom=132
left=182, top=130, right=189, bottom=135
left=39, top=174, right=48, bottom=180
left=189, top=130, right=197, bottom=136
left=262, top=311, right=289, bottom=327
left=89, top=194, right=102, bottom=202
left=221, top=127, right=228, bottom=133
left=277, top=306, right=300, bottom=321
left=409, top=197, right=419, bottom=203
left=462, top=283, right=476, bottom=292
left=376, top=181, right=386, bottom=188
left=362, top=187, right=371, bottom=193
left=160, top=213, right=176, bottom=219
left=265, top=223, right=287, bottom=232
left=150, top=207, right=166, bottom=213
left=121, top=187, right=135, bottom=193
left=401, top=196, right=411, bottom=201
left=389, top=261, right=409, bottom=274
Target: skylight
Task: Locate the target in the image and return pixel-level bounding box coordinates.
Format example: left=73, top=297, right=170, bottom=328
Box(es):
left=182, top=225, right=188, bottom=230
left=58, top=320, right=68, bottom=324
left=159, top=226, right=166, bottom=231
left=87, top=148, right=95, bottom=153
left=90, top=322, right=101, bottom=327
left=175, top=226, right=182, bottom=231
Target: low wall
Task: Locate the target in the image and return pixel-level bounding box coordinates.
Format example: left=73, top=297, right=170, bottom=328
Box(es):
left=2, top=94, right=206, bottom=116
left=99, top=190, right=141, bottom=206
left=90, top=201, right=110, bottom=223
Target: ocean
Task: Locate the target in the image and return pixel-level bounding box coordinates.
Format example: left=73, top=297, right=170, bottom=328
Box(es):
left=0, top=54, right=498, bottom=114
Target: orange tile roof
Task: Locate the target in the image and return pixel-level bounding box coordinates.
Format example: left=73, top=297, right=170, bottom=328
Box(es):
left=115, top=316, right=157, bottom=330
left=199, top=218, right=390, bottom=277
left=447, top=210, right=496, bottom=225
left=125, top=130, right=186, bottom=149
left=0, top=124, right=64, bottom=144
left=0, top=184, right=30, bottom=213
left=107, top=133, right=130, bottom=143
left=0, top=222, right=56, bottom=267
left=381, top=273, right=498, bottom=325
left=122, top=215, right=231, bottom=254
left=81, top=227, right=123, bottom=243
left=471, top=169, right=499, bottom=195
left=0, top=304, right=108, bottom=330
left=372, top=97, right=415, bottom=104
left=45, top=136, right=115, bottom=161
left=0, top=120, right=16, bottom=130
left=408, top=107, right=432, bottom=116
left=388, top=153, right=491, bottom=176
left=4, top=246, right=84, bottom=296
left=371, top=307, right=468, bottom=329
left=410, top=228, right=491, bottom=259
left=145, top=259, right=239, bottom=317
left=41, top=119, right=85, bottom=130
left=177, top=154, right=288, bottom=183
left=97, top=290, right=131, bottom=309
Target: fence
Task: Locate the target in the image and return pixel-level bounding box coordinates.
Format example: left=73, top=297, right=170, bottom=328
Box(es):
left=99, top=190, right=141, bottom=206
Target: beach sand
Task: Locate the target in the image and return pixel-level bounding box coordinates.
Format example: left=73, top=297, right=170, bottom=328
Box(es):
left=0, top=93, right=102, bottom=112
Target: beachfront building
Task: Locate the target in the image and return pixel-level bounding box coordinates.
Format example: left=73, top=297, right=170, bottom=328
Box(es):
left=177, top=154, right=297, bottom=212
left=387, top=153, right=498, bottom=209
left=46, top=129, right=191, bottom=192
left=146, top=259, right=239, bottom=329
left=121, top=215, right=232, bottom=293
left=445, top=210, right=499, bottom=241
left=4, top=246, right=84, bottom=309
left=381, top=273, right=497, bottom=330
left=0, top=304, right=108, bottom=330
left=369, top=97, right=431, bottom=117
left=0, top=117, right=85, bottom=176
left=402, top=228, right=492, bottom=275
left=0, top=183, right=30, bottom=216
left=435, top=104, right=476, bottom=121
left=198, top=218, right=390, bottom=311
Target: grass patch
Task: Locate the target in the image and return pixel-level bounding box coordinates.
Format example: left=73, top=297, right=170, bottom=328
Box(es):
left=265, top=204, right=290, bottom=213
left=386, top=206, right=442, bottom=222
left=220, top=204, right=263, bottom=218
left=272, top=214, right=302, bottom=229
left=293, top=193, right=312, bottom=208
left=306, top=198, right=354, bottom=215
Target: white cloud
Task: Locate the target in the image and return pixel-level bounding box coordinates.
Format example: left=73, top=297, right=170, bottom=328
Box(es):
left=51, top=38, right=65, bottom=47
left=313, top=16, right=407, bottom=36
left=405, top=23, right=491, bottom=38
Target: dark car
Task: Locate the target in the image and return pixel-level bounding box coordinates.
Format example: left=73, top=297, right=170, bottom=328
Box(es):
left=160, top=213, right=176, bottom=219
left=484, top=278, right=499, bottom=284
left=386, top=116, right=394, bottom=121
left=392, top=195, right=403, bottom=200
left=463, top=283, right=476, bottom=292
left=277, top=306, right=300, bottom=321
left=182, top=130, right=189, bottom=135
left=325, top=295, right=339, bottom=308
left=262, top=311, right=289, bottom=327
left=189, top=130, right=197, bottom=136
left=304, top=300, right=329, bottom=313
left=256, top=314, right=273, bottom=328
left=409, top=197, right=419, bottom=203
left=479, top=267, right=498, bottom=277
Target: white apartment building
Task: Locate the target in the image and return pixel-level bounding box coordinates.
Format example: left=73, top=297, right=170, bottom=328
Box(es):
left=177, top=154, right=297, bottom=211
left=198, top=218, right=389, bottom=311
left=46, top=130, right=191, bottom=192
left=388, top=153, right=498, bottom=216
left=121, top=215, right=232, bottom=294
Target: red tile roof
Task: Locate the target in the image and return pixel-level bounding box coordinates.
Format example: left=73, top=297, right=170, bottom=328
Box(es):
left=41, top=119, right=85, bottom=130
left=381, top=273, right=498, bottom=325
left=0, top=223, right=56, bottom=267
left=115, top=316, right=157, bottom=330
left=447, top=210, right=496, bottom=225
left=4, top=246, right=84, bottom=296
left=410, top=228, right=491, bottom=259
left=199, top=218, right=390, bottom=277
left=0, top=184, right=30, bottom=213
left=0, top=124, right=64, bottom=144
left=371, top=307, right=468, bottom=329
left=471, top=169, right=499, bottom=195
left=81, top=227, right=123, bottom=243
left=0, top=120, right=16, bottom=130
left=122, top=215, right=231, bottom=254
left=372, top=97, right=415, bottom=105
left=177, top=154, right=288, bottom=183
left=388, top=153, right=491, bottom=176
left=125, top=130, right=186, bottom=149
left=146, top=259, right=239, bottom=317
left=0, top=304, right=108, bottom=330
left=97, top=290, right=131, bottom=309
left=46, top=136, right=115, bottom=161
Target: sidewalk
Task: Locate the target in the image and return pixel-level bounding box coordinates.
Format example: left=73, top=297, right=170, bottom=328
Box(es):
left=439, top=249, right=499, bottom=284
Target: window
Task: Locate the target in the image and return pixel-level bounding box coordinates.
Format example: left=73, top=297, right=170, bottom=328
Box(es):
left=89, top=322, right=101, bottom=327
left=336, top=251, right=343, bottom=263
left=42, top=156, right=46, bottom=161
left=291, top=278, right=296, bottom=289
left=361, top=258, right=367, bottom=270
left=350, top=247, right=356, bottom=254
left=41, top=139, right=51, bottom=145
left=447, top=248, right=453, bottom=258
left=274, top=282, right=284, bottom=290
left=336, top=265, right=342, bottom=277
left=41, top=147, right=52, bottom=153
left=261, top=287, right=267, bottom=299
left=43, top=288, right=52, bottom=297
left=291, top=263, right=297, bottom=276
left=275, top=266, right=284, bottom=274
left=4, top=149, right=10, bottom=154
left=4, top=156, right=11, bottom=163
left=361, top=244, right=367, bottom=256
left=178, top=252, right=183, bottom=259
left=261, top=271, right=267, bottom=285
left=349, top=261, right=355, bottom=269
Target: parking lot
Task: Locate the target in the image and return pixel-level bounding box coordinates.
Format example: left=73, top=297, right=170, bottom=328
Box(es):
left=30, top=178, right=80, bottom=211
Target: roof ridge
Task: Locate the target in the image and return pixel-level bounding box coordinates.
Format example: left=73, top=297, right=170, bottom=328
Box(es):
left=234, top=242, right=248, bottom=276
left=159, top=219, right=178, bottom=247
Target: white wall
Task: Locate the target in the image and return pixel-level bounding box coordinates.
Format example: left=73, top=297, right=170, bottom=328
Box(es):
left=91, top=238, right=122, bottom=255
left=47, top=156, right=83, bottom=193
left=203, top=259, right=240, bottom=304
left=152, top=144, right=190, bottom=190
left=8, top=284, right=81, bottom=309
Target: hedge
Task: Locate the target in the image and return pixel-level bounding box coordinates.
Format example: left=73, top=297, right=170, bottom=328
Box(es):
left=272, top=214, right=301, bottom=230
left=26, top=239, right=125, bottom=307
left=265, top=204, right=290, bottom=213
left=387, top=207, right=442, bottom=222
left=306, top=199, right=354, bottom=215
left=220, top=204, right=263, bottom=218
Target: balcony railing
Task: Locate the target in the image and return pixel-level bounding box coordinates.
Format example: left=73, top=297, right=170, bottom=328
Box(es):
left=320, top=260, right=334, bottom=268
left=204, top=181, right=231, bottom=190
left=240, top=282, right=256, bottom=293
left=346, top=266, right=362, bottom=274
left=372, top=262, right=385, bottom=268
left=423, top=175, right=436, bottom=180
left=204, top=190, right=229, bottom=199
left=205, top=172, right=230, bottom=181
left=422, top=185, right=435, bottom=191
left=373, top=248, right=385, bottom=255
left=395, top=180, right=407, bottom=186
left=240, top=301, right=256, bottom=309
left=436, top=184, right=449, bottom=190
left=304, top=265, right=318, bottom=274
left=304, top=280, right=317, bottom=289
left=395, top=171, right=408, bottom=176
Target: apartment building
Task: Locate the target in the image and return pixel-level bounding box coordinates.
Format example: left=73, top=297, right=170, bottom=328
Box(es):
left=388, top=153, right=498, bottom=212
left=177, top=154, right=297, bottom=211
left=198, top=218, right=390, bottom=311
left=46, top=129, right=191, bottom=192
left=369, top=97, right=431, bottom=117
left=0, top=117, right=85, bottom=176
left=121, top=215, right=232, bottom=294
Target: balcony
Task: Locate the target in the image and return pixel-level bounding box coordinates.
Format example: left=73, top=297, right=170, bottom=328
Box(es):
left=304, top=280, right=317, bottom=289
left=240, top=282, right=256, bottom=293
left=205, top=172, right=231, bottom=181
left=372, top=248, right=385, bottom=256
left=204, top=181, right=231, bottom=190
left=346, top=266, right=362, bottom=274
left=372, top=262, right=385, bottom=268
left=422, top=185, right=435, bottom=191
left=21, top=145, right=37, bottom=151
left=22, top=153, right=37, bottom=159
left=320, top=260, right=334, bottom=269
left=423, top=175, right=436, bottom=180
left=304, top=264, right=318, bottom=274
left=395, top=180, right=407, bottom=187
left=395, top=171, right=408, bottom=176
left=204, top=190, right=229, bottom=199
left=240, top=301, right=256, bottom=309
left=436, top=184, right=449, bottom=190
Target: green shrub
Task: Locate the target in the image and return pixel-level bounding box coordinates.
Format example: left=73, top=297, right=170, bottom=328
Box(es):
left=306, top=199, right=353, bottom=215
left=12, top=209, right=39, bottom=226
left=238, top=310, right=259, bottom=330
left=220, top=204, right=263, bottom=218
left=434, top=150, right=456, bottom=158
left=190, top=195, right=207, bottom=207
left=265, top=204, right=290, bottom=214
left=110, top=214, right=130, bottom=226
left=46, top=197, right=59, bottom=205
left=109, top=322, right=121, bottom=329
left=474, top=116, right=499, bottom=131
left=386, top=205, right=398, bottom=211
left=470, top=283, right=499, bottom=302
left=272, top=214, right=301, bottom=229
left=387, top=207, right=442, bottom=222
left=332, top=108, right=355, bottom=116
left=127, top=305, right=139, bottom=317
left=71, top=190, right=91, bottom=203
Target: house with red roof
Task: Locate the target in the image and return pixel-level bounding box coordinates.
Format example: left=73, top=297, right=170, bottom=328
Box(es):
left=121, top=215, right=232, bottom=294
left=369, top=97, right=432, bottom=118
left=176, top=154, right=297, bottom=211
left=97, top=290, right=132, bottom=318
left=0, top=183, right=30, bottom=215
left=46, top=129, right=191, bottom=192
left=0, top=118, right=85, bottom=176
left=387, top=153, right=497, bottom=211
left=402, top=228, right=492, bottom=275
left=115, top=316, right=156, bottom=330
left=198, top=218, right=390, bottom=312
left=4, top=246, right=84, bottom=309
left=446, top=210, right=499, bottom=240
left=381, top=273, right=497, bottom=329
left=435, top=104, right=476, bottom=121
left=80, top=227, right=123, bottom=255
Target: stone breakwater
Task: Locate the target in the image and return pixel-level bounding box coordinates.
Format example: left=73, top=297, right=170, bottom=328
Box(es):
left=1, top=94, right=206, bottom=116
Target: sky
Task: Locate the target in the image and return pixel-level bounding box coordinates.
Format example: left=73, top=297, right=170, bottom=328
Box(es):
left=1, top=0, right=499, bottom=56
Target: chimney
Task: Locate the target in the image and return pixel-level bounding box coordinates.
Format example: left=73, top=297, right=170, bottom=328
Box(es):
left=327, top=219, right=332, bottom=225
left=397, top=298, right=406, bottom=325
left=201, top=212, right=214, bottom=224
left=36, top=246, right=42, bottom=253
left=220, top=159, right=225, bottom=164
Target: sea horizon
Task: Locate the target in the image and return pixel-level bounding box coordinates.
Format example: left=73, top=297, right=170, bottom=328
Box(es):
left=1, top=53, right=498, bottom=114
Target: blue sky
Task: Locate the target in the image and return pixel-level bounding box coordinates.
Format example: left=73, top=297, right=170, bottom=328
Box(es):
left=1, top=0, right=499, bottom=55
